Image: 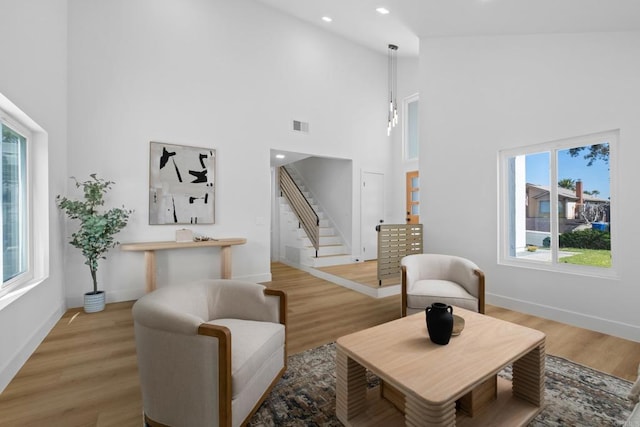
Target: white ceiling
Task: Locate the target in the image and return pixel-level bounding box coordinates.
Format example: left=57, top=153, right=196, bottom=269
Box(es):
left=270, top=149, right=312, bottom=167
left=254, top=0, right=640, bottom=57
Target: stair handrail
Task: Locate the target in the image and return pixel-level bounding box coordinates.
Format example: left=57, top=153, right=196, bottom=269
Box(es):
left=279, top=166, right=320, bottom=256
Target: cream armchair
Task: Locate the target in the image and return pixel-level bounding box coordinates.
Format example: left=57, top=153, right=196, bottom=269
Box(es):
left=132, top=279, right=287, bottom=427
left=401, top=254, right=485, bottom=317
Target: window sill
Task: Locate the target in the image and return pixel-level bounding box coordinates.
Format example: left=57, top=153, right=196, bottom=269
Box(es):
left=498, top=257, right=619, bottom=280
left=0, top=279, right=44, bottom=312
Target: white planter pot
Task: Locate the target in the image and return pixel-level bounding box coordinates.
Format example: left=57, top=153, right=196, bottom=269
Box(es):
left=84, top=291, right=106, bottom=313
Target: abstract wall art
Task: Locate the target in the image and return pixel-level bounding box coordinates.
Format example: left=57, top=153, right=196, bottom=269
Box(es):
left=149, top=142, right=215, bottom=225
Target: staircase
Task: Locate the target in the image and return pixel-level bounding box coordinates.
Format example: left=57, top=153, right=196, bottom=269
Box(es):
left=278, top=168, right=352, bottom=268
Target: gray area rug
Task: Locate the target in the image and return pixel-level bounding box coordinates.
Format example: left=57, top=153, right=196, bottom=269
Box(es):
left=249, top=342, right=634, bottom=426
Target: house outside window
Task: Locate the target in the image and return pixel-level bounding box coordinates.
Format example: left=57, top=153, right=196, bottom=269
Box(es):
left=499, top=130, right=615, bottom=276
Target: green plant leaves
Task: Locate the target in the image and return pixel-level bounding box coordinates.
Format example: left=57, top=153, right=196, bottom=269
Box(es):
left=56, top=174, right=133, bottom=293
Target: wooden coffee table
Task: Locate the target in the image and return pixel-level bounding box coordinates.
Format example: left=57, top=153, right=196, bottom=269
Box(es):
left=336, top=308, right=545, bottom=426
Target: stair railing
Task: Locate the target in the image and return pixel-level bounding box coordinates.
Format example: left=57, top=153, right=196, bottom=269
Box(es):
left=279, top=166, right=320, bottom=257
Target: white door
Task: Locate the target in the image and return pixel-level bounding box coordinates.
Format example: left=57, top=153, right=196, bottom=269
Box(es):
left=361, top=171, right=384, bottom=261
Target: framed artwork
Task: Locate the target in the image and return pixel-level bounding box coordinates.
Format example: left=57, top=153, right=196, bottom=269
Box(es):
left=149, top=141, right=215, bottom=225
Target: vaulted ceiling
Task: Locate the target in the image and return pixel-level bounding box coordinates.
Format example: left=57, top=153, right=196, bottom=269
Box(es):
left=254, top=0, right=640, bottom=57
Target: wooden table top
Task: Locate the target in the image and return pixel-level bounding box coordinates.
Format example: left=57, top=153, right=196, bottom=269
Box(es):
left=336, top=308, right=545, bottom=405
left=120, top=238, right=246, bottom=251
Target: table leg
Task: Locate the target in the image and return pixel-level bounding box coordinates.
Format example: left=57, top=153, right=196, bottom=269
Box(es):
left=405, top=395, right=456, bottom=427
left=336, top=348, right=367, bottom=424
left=220, top=245, right=232, bottom=279
left=144, top=250, right=157, bottom=293
left=512, top=342, right=545, bottom=407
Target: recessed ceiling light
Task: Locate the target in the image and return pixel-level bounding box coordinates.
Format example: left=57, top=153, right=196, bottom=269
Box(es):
left=321, top=16, right=333, bottom=23
left=276, top=154, right=285, bottom=159
left=376, top=7, right=390, bottom=15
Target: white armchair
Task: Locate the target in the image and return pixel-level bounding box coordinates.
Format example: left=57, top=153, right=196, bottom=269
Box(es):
left=401, top=254, right=485, bottom=317
left=132, top=279, right=287, bottom=427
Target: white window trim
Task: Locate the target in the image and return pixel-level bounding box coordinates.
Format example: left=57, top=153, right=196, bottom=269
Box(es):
left=1, top=115, right=33, bottom=288
left=497, top=130, right=618, bottom=279
left=0, top=92, right=49, bottom=305
left=403, top=93, right=419, bottom=162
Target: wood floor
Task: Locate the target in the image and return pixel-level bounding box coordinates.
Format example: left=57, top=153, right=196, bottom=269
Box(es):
left=0, top=262, right=638, bottom=426
left=264, top=262, right=400, bottom=354
left=316, top=260, right=400, bottom=288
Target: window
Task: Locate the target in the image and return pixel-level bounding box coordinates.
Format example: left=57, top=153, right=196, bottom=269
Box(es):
left=538, top=200, right=550, bottom=215
left=2, top=121, right=29, bottom=284
left=403, top=94, right=419, bottom=161
left=0, top=93, right=48, bottom=301
left=499, top=131, right=615, bottom=275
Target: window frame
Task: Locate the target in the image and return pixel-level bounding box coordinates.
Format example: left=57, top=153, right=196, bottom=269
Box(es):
left=1, top=115, right=33, bottom=288
left=498, top=130, right=618, bottom=278
left=403, top=93, right=419, bottom=162
left=0, top=93, right=49, bottom=304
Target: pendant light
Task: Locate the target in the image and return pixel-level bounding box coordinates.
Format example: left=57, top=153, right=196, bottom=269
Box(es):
left=387, top=44, right=398, bottom=136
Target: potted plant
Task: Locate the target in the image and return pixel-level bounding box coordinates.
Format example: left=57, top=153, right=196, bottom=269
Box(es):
left=57, top=174, right=133, bottom=313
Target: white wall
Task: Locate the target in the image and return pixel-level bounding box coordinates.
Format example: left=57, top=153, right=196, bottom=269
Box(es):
left=66, top=0, right=391, bottom=305
left=290, top=157, right=353, bottom=251
left=0, top=0, right=68, bottom=391
left=390, top=57, right=420, bottom=225
left=420, top=32, right=640, bottom=341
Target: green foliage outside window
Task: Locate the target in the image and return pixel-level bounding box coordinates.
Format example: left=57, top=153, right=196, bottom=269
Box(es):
left=543, top=229, right=610, bottom=250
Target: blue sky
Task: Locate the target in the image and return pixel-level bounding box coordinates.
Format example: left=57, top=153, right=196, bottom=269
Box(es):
left=525, top=145, right=610, bottom=199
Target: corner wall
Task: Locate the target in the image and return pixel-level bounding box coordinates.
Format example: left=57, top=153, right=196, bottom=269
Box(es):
left=420, top=32, right=640, bottom=341
left=390, top=57, right=420, bottom=225
left=0, top=0, right=68, bottom=391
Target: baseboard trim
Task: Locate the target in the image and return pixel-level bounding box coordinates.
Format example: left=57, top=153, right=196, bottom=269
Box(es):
left=65, top=273, right=274, bottom=308
left=66, top=288, right=146, bottom=309
left=487, top=293, right=640, bottom=342
left=0, top=304, right=64, bottom=393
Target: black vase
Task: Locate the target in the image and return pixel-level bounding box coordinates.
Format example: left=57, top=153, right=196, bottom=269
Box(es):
left=426, top=302, right=454, bottom=345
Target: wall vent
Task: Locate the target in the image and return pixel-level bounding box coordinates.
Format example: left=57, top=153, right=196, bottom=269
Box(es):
left=292, top=120, right=309, bottom=133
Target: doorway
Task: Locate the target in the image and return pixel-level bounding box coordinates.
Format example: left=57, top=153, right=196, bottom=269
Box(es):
left=406, top=170, right=419, bottom=224
left=361, top=171, right=384, bottom=261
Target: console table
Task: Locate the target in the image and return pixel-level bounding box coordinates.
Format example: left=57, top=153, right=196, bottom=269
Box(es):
left=120, top=238, right=247, bottom=292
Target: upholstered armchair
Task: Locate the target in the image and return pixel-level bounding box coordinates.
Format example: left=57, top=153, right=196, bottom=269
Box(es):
left=132, top=279, right=287, bottom=427
left=401, top=254, right=485, bottom=317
